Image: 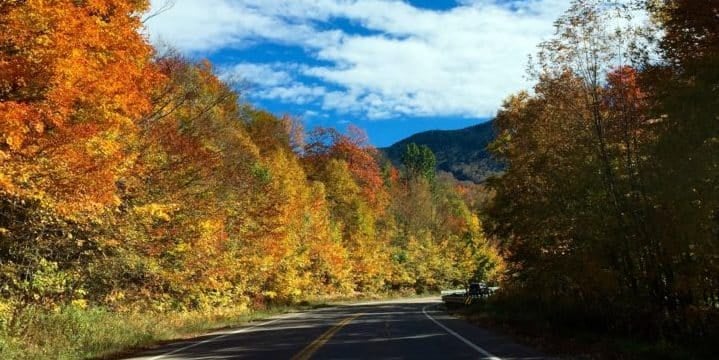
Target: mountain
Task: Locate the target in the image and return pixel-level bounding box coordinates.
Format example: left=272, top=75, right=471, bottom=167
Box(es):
left=382, top=121, right=502, bottom=183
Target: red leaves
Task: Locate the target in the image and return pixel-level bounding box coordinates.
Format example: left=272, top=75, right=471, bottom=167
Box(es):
left=605, top=66, right=646, bottom=110
left=304, top=126, right=388, bottom=212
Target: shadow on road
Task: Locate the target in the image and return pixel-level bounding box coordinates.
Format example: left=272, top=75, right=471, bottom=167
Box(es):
left=122, top=299, right=548, bottom=360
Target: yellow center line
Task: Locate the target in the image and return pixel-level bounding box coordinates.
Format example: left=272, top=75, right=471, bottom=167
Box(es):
left=291, top=314, right=361, bottom=360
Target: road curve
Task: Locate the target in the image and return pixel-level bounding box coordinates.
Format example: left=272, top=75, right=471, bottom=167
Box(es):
left=125, top=297, right=548, bottom=360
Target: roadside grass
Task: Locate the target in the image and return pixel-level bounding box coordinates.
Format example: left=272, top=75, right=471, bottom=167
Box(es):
left=448, top=301, right=717, bottom=360
left=0, top=290, right=438, bottom=360
left=0, top=304, right=298, bottom=360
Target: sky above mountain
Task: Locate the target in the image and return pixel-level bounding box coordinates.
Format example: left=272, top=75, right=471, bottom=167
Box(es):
left=145, top=0, right=570, bottom=146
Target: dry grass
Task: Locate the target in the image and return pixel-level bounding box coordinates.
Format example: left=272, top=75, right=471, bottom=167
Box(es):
left=0, top=304, right=291, bottom=360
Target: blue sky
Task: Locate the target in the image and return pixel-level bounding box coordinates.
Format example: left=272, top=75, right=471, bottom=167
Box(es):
left=145, top=0, right=569, bottom=146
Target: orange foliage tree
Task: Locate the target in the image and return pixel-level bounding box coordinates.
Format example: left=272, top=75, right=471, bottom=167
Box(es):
left=0, top=0, right=160, bottom=214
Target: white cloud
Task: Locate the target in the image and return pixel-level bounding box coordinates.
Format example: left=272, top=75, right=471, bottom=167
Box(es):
left=220, top=63, right=327, bottom=104
left=145, top=0, right=574, bottom=119
left=262, top=84, right=327, bottom=105
left=221, top=63, right=293, bottom=87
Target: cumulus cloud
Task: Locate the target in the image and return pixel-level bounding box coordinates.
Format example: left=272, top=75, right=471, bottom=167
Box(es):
left=145, top=0, right=573, bottom=119
left=221, top=63, right=293, bottom=87
left=220, top=63, right=328, bottom=104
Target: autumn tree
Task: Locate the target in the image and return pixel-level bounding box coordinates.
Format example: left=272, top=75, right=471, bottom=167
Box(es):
left=641, top=0, right=719, bottom=314
left=389, top=145, right=499, bottom=292
left=301, top=129, right=387, bottom=292
left=304, top=126, right=389, bottom=213
left=487, top=0, right=719, bottom=339
left=0, top=0, right=160, bottom=309
left=0, top=0, right=500, bottom=323
left=0, top=0, right=160, bottom=214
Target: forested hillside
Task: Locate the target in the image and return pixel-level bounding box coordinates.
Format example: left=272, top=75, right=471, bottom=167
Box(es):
left=383, top=121, right=502, bottom=183
left=0, top=1, right=500, bottom=358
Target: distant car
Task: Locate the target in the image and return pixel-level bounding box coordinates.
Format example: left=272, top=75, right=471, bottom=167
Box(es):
left=441, top=282, right=496, bottom=306
left=468, top=282, right=482, bottom=296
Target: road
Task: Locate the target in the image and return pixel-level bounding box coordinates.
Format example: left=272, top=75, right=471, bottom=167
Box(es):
left=126, top=297, right=548, bottom=360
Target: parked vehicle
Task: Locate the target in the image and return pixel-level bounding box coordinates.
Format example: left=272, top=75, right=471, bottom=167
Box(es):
left=441, top=282, right=497, bottom=306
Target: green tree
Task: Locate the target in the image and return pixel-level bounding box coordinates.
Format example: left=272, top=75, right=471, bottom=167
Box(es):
left=401, top=143, right=436, bottom=182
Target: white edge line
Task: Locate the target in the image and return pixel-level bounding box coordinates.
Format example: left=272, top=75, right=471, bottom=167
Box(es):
left=148, top=311, right=303, bottom=360
left=422, top=304, right=502, bottom=360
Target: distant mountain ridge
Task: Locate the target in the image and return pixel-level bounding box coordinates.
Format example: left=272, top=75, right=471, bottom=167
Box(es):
left=382, top=121, right=502, bottom=183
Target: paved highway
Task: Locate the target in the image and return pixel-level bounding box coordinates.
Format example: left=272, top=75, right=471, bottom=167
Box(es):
left=126, top=297, right=548, bottom=360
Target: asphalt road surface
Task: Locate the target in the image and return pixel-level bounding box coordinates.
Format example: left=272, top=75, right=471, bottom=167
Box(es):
left=126, top=297, right=548, bottom=360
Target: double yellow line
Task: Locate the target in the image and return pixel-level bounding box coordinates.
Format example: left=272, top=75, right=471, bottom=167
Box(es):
left=291, top=314, right=361, bottom=360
